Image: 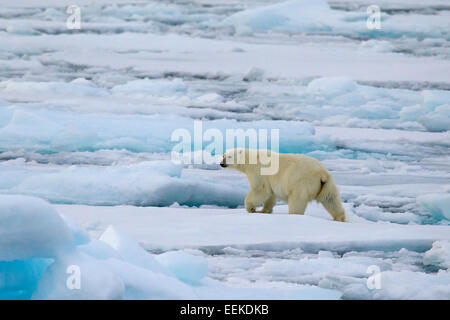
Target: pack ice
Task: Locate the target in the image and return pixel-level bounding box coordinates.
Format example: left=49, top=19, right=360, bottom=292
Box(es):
left=0, top=0, right=449, bottom=300
left=0, top=195, right=342, bottom=300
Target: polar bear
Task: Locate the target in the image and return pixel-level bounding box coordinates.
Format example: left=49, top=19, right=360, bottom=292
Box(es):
left=220, top=148, right=346, bottom=222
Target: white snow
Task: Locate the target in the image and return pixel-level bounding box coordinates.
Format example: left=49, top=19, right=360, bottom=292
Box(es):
left=3, top=197, right=447, bottom=300
left=56, top=204, right=450, bottom=252
left=373, top=270, right=450, bottom=299
left=423, top=240, right=450, bottom=270
left=156, top=251, right=208, bottom=285
left=419, top=104, right=450, bottom=132
left=222, top=0, right=340, bottom=34
left=99, top=225, right=169, bottom=275
left=0, top=195, right=73, bottom=261
left=0, top=0, right=449, bottom=300
left=0, top=196, right=341, bottom=300
left=111, top=78, right=188, bottom=97
left=56, top=204, right=450, bottom=300
left=223, top=0, right=450, bottom=41
left=0, top=108, right=322, bottom=153
left=0, top=159, right=246, bottom=207
left=417, top=193, right=450, bottom=222
left=1, top=33, right=449, bottom=83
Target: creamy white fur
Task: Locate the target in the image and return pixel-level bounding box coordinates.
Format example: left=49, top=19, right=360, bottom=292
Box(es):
left=221, top=148, right=346, bottom=222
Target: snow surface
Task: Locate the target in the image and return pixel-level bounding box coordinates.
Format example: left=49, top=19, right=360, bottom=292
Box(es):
left=57, top=204, right=450, bottom=252
left=0, top=195, right=73, bottom=261
left=223, top=0, right=450, bottom=41
left=57, top=204, right=450, bottom=300
left=0, top=0, right=449, bottom=300
left=417, top=193, right=450, bottom=221
left=0, top=195, right=341, bottom=300
left=423, top=240, right=450, bottom=270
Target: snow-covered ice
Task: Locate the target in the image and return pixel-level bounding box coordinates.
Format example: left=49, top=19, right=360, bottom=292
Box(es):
left=417, top=193, right=450, bottom=222
left=0, top=195, right=73, bottom=261
left=0, top=195, right=342, bottom=300
left=0, top=0, right=449, bottom=300
left=423, top=240, right=450, bottom=270
left=56, top=204, right=450, bottom=300
left=56, top=204, right=450, bottom=252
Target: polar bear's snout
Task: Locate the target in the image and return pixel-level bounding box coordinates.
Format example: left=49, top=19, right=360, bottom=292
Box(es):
left=221, top=149, right=245, bottom=169
left=220, top=155, right=227, bottom=167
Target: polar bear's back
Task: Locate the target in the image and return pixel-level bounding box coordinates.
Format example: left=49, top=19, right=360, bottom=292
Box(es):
left=278, top=153, right=327, bottom=173
left=271, top=153, right=329, bottom=199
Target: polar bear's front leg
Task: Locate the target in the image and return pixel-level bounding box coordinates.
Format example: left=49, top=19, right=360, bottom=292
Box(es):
left=257, top=193, right=276, bottom=214
left=245, top=189, right=266, bottom=213
left=245, top=191, right=258, bottom=213
left=245, top=190, right=275, bottom=214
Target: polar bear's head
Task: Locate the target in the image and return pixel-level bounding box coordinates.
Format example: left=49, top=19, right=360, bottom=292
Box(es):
left=220, top=148, right=279, bottom=175
left=220, top=148, right=249, bottom=169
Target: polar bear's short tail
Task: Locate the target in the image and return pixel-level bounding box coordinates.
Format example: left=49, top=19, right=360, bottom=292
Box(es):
left=316, top=173, right=346, bottom=222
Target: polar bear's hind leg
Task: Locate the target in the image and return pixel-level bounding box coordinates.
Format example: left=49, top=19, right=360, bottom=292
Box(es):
left=319, top=193, right=346, bottom=222
left=288, top=191, right=309, bottom=215
left=316, top=175, right=346, bottom=222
